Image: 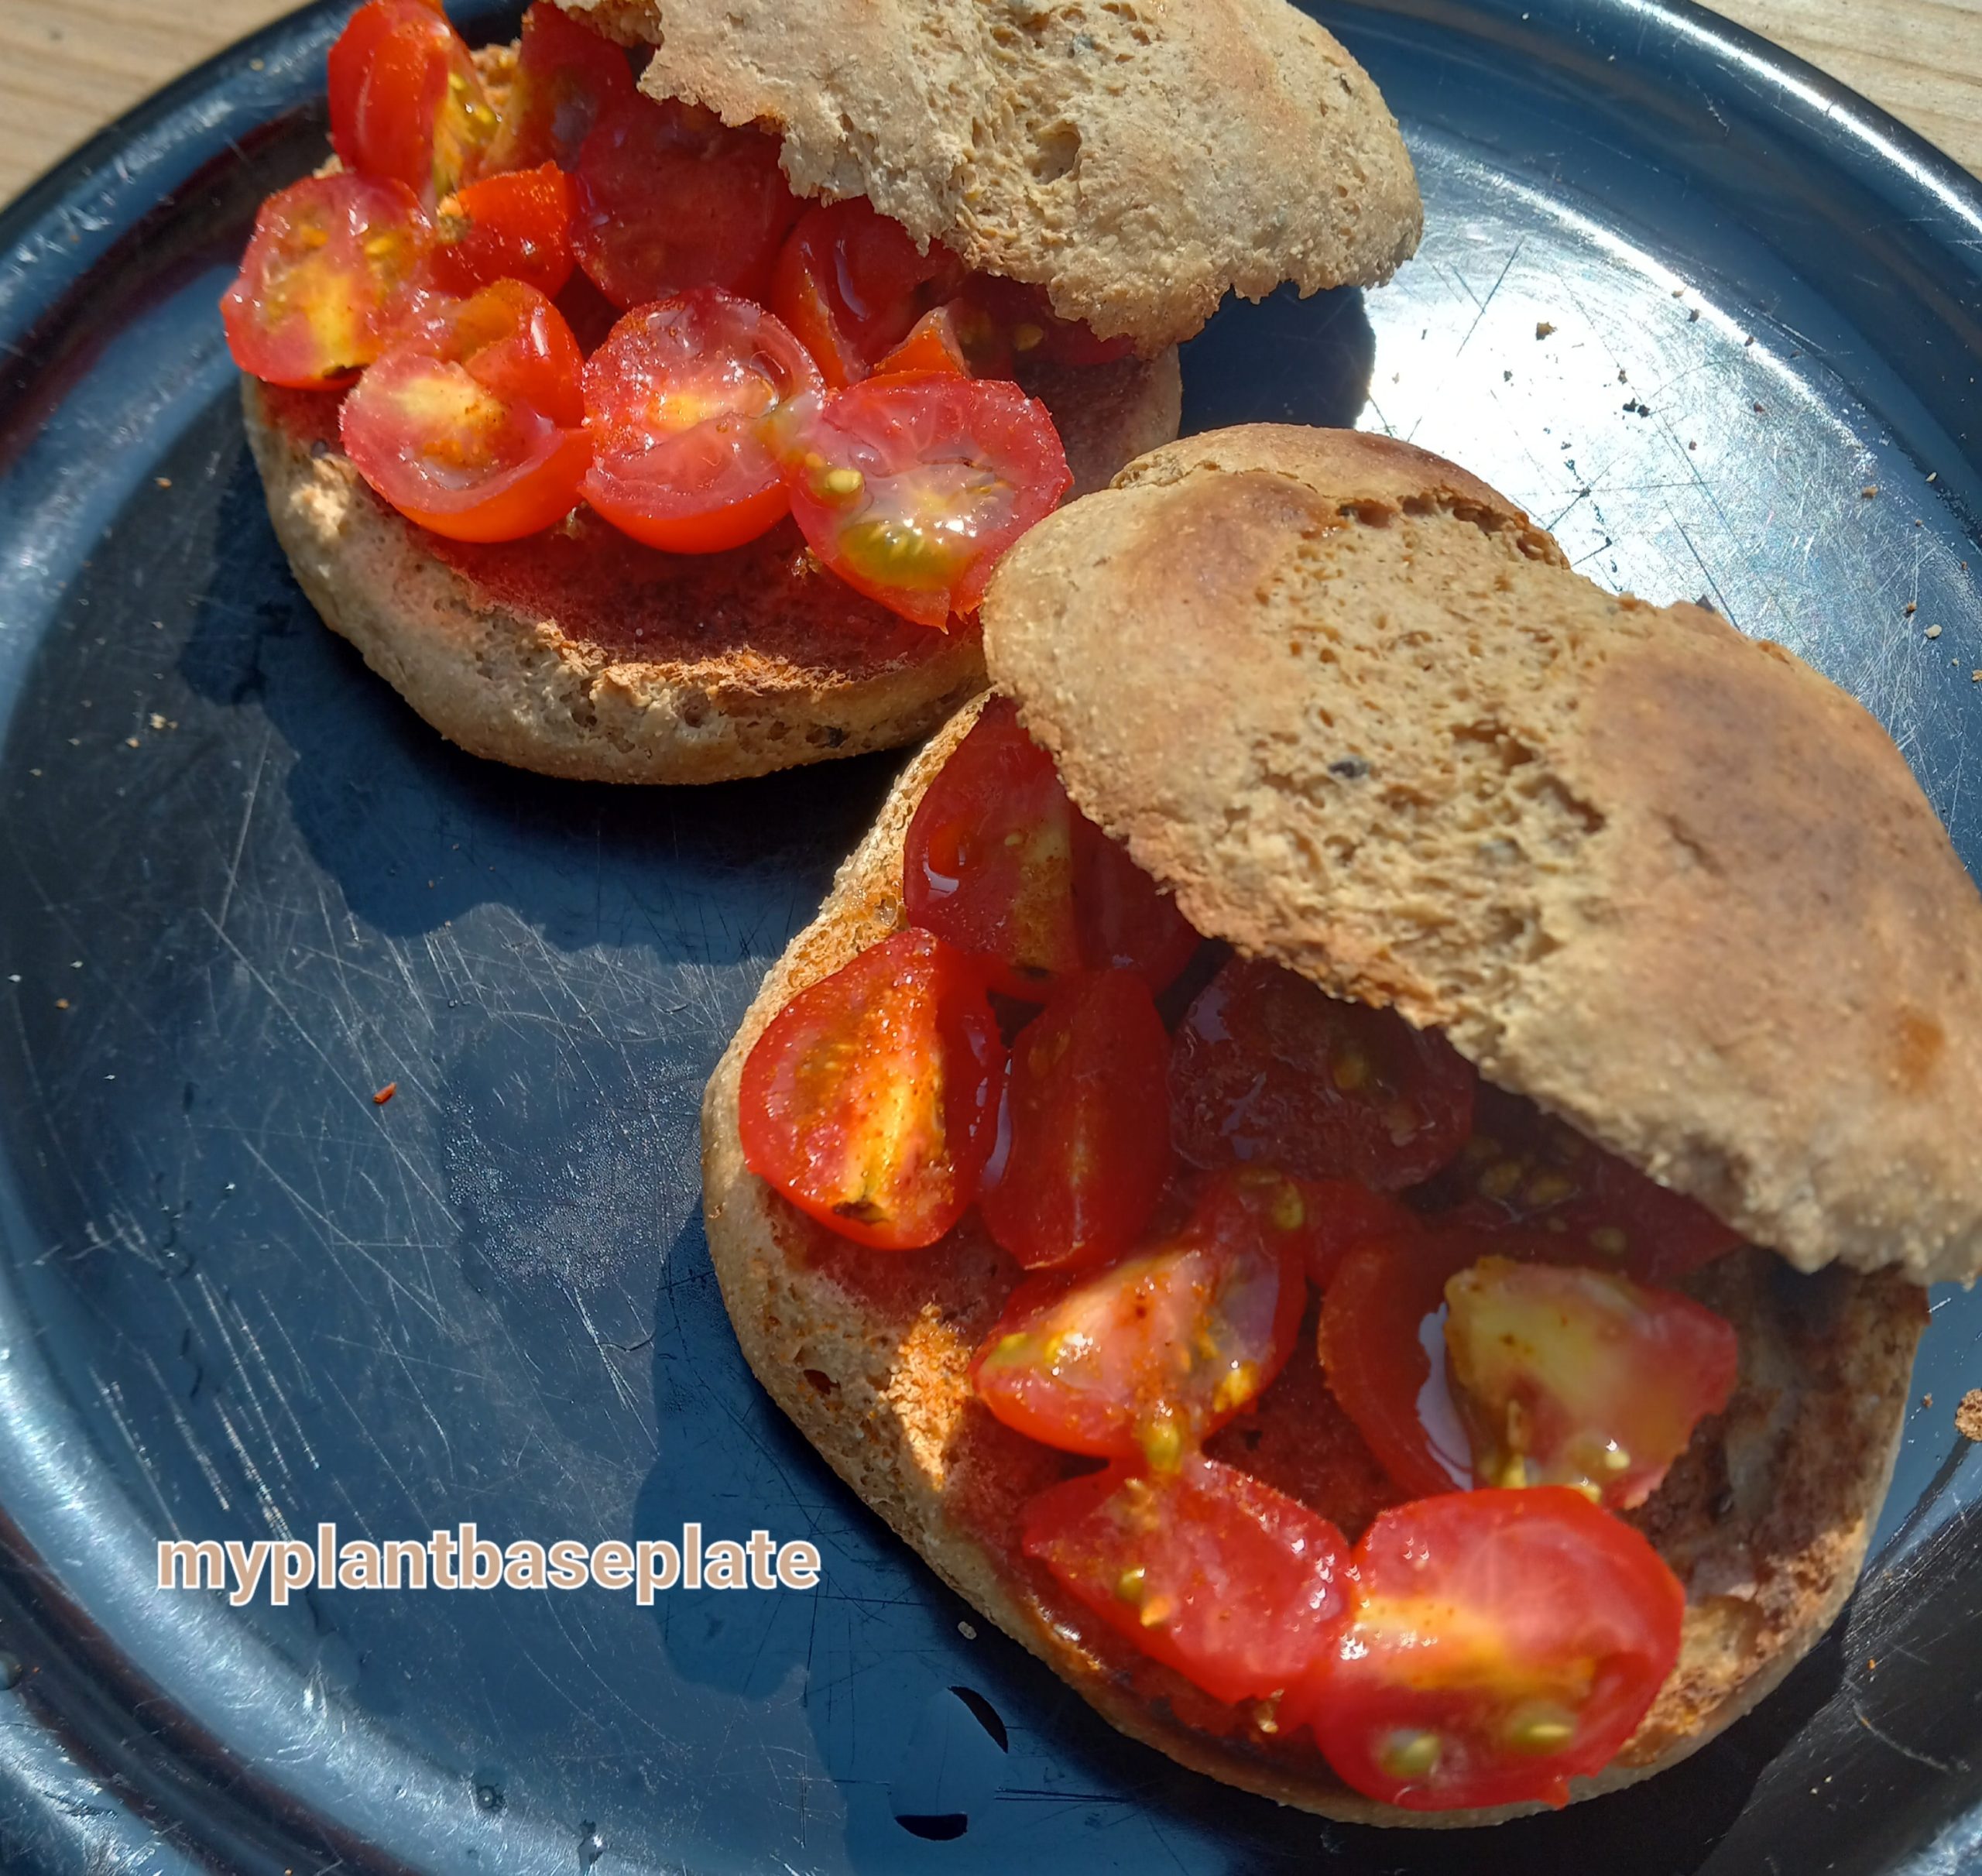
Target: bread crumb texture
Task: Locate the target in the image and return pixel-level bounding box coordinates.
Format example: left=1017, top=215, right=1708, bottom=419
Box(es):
left=561, top=0, right=1422, bottom=346
left=982, top=425, right=1982, bottom=1283
left=1956, top=1390, right=1982, bottom=1442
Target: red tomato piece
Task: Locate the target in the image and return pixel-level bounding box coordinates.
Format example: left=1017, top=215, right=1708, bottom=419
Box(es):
left=1443, top=1257, right=1738, bottom=1508
left=484, top=0, right=638, bottom=173
left=1293, top=1488, right=1684, bottom=1812
left=782, top=376, right=1071, bottom=628
left=571, top=97, right=801, bottom=309
left=870, top=305, right=972, bottom=382
left=1023, top=1455, right=1351, bottom=1707
left=971, top=1179, right=1304, bottom=1464
left=221, top=173, right=432, bottom=388
left=581, top=290, right=824, bottom=554
left=1442, top=1084, right=1744, bottom=1284
left=340, top=280, right=591, bottom=543
left=948, top=275, right=1135, bottom=375
left=1198, top=1167, right=1422, bottom=1291
left=328, top=0, right=496, bottom=207
left=426, top=163, right=575, bottom=300
left=1170, top=959, right=1476, bottom=1192
left=902, top=698, right=1197, bottom=997
left=980, top=971, right=1172, bottom=1271
left=738, top=929, right=1005, bottom=1251
left=769, top=199, right=963, bottom=389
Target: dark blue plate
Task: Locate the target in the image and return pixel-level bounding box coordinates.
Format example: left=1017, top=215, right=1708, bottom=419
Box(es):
left=1, top=2, right=1979, bottom=1871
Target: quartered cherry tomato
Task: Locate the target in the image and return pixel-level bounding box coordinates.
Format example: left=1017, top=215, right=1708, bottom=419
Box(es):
left=571, top=97, right=801, bottom=309
left=769, top=198, right=962, bottom=389
left=971, top=1179, right=1304, bottom=1466
left=1023, top=1455, right=1351, bottom=1708
left=340, top=279, right=591, bottom=543
left=1293, top=1488, right=1684, bottom=1812
left=738, top=929, right=1005, bottom=1250
left=581, top=290, right=824, bottom=554
left=1171, top=959, right=1476, bottom=1192
left=426, top=163, right=574, bottom=300
left=948, top=275, right=1135, bottom=374
left=1443, top=1257, right=1738, bottom=1507
left=871, top=305, right=972, bottom=382
left=903, top=698, right=1198, bottom=996
left=782, top=376, right=1071, bottom=628
left=980, top=971, right=1172, bottom=1271
left=328, top=0, right=496, bottom=207
left=1440, top=1084, right=1744, bottom=1284
left=221, top=173, right=431, bottom=388
left=1197, top=1166, right=1421, bottom=1291
left=484, top=0, right=638, bottom=172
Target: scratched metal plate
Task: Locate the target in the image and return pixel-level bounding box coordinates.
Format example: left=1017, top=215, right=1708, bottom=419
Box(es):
left=0, top=1, right=1978, bottom=1871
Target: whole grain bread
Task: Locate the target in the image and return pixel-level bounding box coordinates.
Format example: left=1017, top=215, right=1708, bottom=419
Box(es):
left=981, top=425, right=1982, bottom=1284
left=561, top=0, right=1422, bottom=348
left=698, top=700, right=1926, bottom=1824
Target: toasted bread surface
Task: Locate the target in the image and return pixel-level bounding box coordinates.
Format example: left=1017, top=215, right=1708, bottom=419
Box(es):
left=699, top=706, right=1925, bottom=1824
left=561, top=0, right=1421, bottom=348
left=981, top=426, right=1982, bottom=1284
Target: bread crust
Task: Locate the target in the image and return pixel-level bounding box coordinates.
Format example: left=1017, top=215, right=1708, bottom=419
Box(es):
left=241, top=347, right=1178, bottom=785
left=981, top=425, right=1982, bottom=1284
left=699, top=704, right=1925, bottom=1824
left=562, top=0, right=1422, bottom=348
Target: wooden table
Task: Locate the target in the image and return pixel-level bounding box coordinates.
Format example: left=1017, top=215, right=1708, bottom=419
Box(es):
left=1, top=0, right=1978, bottom=207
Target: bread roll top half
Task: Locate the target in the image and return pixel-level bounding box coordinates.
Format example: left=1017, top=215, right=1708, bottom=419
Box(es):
left=557, top=0, right=1422, bottom=348
left=981, top=424, right=1982, bottom=1284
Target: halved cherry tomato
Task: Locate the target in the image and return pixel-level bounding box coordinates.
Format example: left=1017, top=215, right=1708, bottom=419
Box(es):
left=1441, top=1084, right=1744, bottom=1284
left=1023, top=1456, right=1351, bottom=1708
left=972, top=1180, right=1304, bottom=1465
left=427, top=163, right=574, bottom=300
left=738, top=928, right=1004, bottom=1250
left=1293, top=1488, right=1684, bottom=1812
left=1198, top=1166, right=1421, bottom=1291
left=948, top=275, right=1135, bottom=375
left=340, top=280, right=591, bottom=543
left=903, top=698, right=1197, bottom=997
left=571, top=97, right=801, bottom=309
left=1444, top=1257, right=1737, bottom=1507
left=980, top=971, right=1172, bottom=1271
left=871, top=306, right=971, bottom=382
left=328, top=0, right=496, bottom=207
left=781, top=376, right=1071, bottom=628
left=1170, top=959, right=1476, bottom=1192
left=769, top=199, right=962, bottom=389
left=221, top=173, right=432, bottom=388
left=484, top=0, right=638, bottom=173
left=581, top=290, right=824, bottom=554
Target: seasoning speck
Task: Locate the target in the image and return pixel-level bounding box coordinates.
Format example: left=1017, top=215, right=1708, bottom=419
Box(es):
left=1905, top=602, right=1918, bottom=616
left=1956, top=1390, right=1982, bottom=1442
left=1862, top=485, right=1878, bottom=499
left=373, top=1082, right=398, bottom=1106
left=154, top=476, right=172, bottom=490
left=54, top=1000, right=68, bottom=1011
left=1535, top=321, right=1556, bottom=339
left=1927, top=625, right=1943, bottom=640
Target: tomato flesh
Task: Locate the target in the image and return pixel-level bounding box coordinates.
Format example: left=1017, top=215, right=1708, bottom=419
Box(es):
left=1294, top=1488, right=1684, bottom=1811
left=1444, top=1257, right=1737, bottom=1508
left=581, top=290, right=824, bottom=554
left=871, top=305, right=972, bottom=382
left=1023, top=1455, right=1351, bottom=1707
left=738, top=928, right=1005, bottom=1250
left=1199, top=1167, right=1421, bottom=1291
left=948, top=275, right=1135, bottom=374
left=783, top=376, right=1071, bottom=628
left=221, top=173, right=431, bottom=388
left=972, top=1180, right=1303, bottom=1464
left=340, top=280, right=591, bottom=543
left=980, top=971, right=1172, bottom=1271
left=1171, top=959, right=1476, bottom=1191
left=485, top=0, right=638, bottom=172
left=427, top=163, right=575, bottom=300
left=571, top=97, right=801, bottom=309
left=327, top=0, right=495, bottom=207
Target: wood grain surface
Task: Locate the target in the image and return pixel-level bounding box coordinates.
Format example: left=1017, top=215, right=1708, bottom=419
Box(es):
left=0, top=0, right=1977, bottom=207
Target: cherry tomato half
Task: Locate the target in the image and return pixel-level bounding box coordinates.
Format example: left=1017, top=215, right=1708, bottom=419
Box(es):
left=783, top=376, right=1071, bottom=628
left=980, top=971, right=1173, bottom=1271
left=571, top=96, right=801, bottom=310
left=871, top=305, right=972, bottom=382
left=328, top=0, right=496, bottom=207
left=484, top=0, right=638, bottom=173
left=972, top=1179, right=1304, bottom=1465
left=1171, top=959, right=1476, bottom=1192
left=581, top=290, right=825, bottom=554
left=903, top=697, right=1198, bottom=997
left=1293, top=1488, right=1684, bottom=1812
left=1197, top=1166, right=1421, bottom=1291
left=738, top=928, right=1005, bottom=1250
left=221, top=173, right=431, bottom=388
left=427, top=163, right=575, bottom=300
left=340, top=280, right=591, bottom=543
left=1023, top=1455, right=1351, bottom=1708
left=1444, top=1257, right=1738, bottom=1508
